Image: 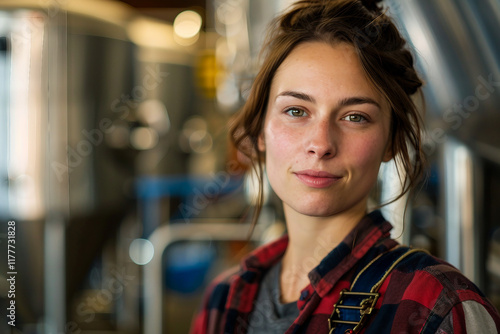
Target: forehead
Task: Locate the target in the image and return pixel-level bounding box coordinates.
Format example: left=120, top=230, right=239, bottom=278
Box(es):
left=269, top=41, right=387, bottom=108
left=282, top=41, right=360, bottom=69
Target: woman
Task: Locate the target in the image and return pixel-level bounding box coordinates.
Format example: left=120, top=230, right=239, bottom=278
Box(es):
left=191, top=0, right=500, bottom=333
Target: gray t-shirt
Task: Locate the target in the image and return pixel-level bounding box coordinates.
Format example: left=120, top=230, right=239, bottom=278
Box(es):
left=246, top=261, right=300, bottom=333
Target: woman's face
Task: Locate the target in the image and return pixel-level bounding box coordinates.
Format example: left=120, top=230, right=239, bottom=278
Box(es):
left=259, top=41, right=392, bottom=218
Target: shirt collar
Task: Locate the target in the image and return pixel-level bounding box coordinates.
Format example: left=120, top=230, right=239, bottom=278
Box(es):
left=242, top=234, right=289, bottom=273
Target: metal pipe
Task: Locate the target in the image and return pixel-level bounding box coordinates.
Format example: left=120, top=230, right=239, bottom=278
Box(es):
left=44, top=7, right=70, bottom=333
left=143, top=221, right=265, bottom=334
left=443, top=138, right=480, bottom=284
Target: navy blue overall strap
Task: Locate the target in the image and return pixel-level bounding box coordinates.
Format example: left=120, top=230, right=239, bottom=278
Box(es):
left=328, top=246, right=426, bottom=334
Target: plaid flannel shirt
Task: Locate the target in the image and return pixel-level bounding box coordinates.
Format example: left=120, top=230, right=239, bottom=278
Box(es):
left=190, top=210, right=500, bottom=333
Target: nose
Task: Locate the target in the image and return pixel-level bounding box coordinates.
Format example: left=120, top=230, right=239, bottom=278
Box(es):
left=305, top=119, right=336, bottom=159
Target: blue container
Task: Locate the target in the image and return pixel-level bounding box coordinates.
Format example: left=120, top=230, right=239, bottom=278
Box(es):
left=164, top=242, right=215, bottom=294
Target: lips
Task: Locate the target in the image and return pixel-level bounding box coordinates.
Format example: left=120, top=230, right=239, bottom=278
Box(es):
left=294, top=169, right=341, bottom=188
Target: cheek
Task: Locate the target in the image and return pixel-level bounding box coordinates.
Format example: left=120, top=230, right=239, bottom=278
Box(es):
left=349, top=134, right=388, bottom=173
left=264, top=119, right=299, bottom=163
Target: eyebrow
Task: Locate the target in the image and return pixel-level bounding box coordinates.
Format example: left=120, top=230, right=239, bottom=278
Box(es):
left=276, top=91, right=381, bottom=109
left=276, top=91, right=316, bottom=103
left=339, top=96, right=381, bottom=109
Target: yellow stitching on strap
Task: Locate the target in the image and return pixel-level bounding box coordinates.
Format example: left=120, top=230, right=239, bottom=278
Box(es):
left=329, top=247, right=429, bottom=333
left=350, top=247, right=429, bottom=292
left=370, top=248, right=429, bottom=293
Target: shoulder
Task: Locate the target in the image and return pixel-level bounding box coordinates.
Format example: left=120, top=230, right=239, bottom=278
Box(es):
left=190, top=236, right=288, bottom=334
left=203, top=265, right=242, bottom=311
left=378, top=249, right=500, bottom=333
left=190, top=266, right=241, bottom=334
left=389, top=250, right=482, bottom=303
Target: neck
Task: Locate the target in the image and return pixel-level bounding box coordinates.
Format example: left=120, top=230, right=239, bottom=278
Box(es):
left=279, top=202, right=367, bottom=302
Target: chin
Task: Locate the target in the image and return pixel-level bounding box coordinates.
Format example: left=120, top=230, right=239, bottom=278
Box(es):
left=287, top=195, right=368, bottom=218
left=292, top=203, right=343, bottom=217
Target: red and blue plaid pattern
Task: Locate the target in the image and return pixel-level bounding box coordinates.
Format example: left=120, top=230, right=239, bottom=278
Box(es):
left=190, top=211, right=500, bottom=333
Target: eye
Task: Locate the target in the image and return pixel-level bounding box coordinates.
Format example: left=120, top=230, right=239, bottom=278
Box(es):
left=342, top=114, right=367, bottom=123
left=285, top=107, right=308, bottom=117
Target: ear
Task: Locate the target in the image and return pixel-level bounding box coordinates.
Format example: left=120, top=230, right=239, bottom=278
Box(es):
left=258, top=132, right=265, bottom=152
left=382, top=144, right=393, bottom=162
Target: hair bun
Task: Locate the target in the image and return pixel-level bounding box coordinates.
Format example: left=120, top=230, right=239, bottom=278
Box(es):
left=360, top=0, right=383, bottom=13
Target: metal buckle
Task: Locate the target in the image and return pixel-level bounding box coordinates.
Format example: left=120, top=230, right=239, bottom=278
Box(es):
left=328, top=289, right=380, bottom=334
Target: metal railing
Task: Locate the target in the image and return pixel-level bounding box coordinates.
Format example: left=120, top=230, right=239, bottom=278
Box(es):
left=143, top=219, right=267, bottom=334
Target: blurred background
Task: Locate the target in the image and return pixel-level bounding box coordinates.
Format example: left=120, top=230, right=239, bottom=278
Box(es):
left=0, top=0, right=499, bottom=333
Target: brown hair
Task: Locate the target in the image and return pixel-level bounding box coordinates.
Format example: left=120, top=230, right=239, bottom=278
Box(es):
left=229, top=0, right=425, bottom=225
